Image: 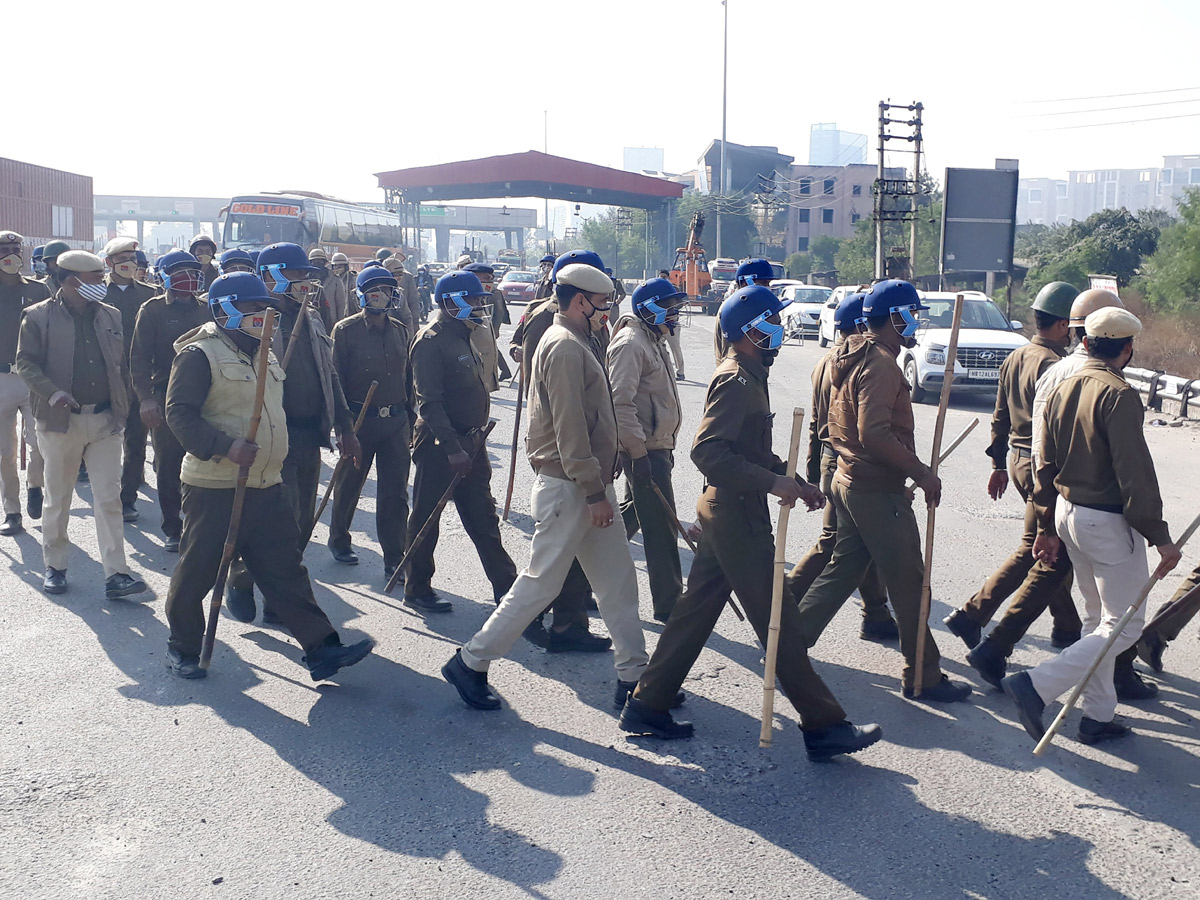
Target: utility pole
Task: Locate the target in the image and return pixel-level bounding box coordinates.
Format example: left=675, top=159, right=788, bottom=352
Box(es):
left=544, top=110, right=550, bottom=256
left=873, top=100, right=924, bottom=280
left=908, top=103, right=924, bottom=278
left=716, top=0, right=729, bottom=259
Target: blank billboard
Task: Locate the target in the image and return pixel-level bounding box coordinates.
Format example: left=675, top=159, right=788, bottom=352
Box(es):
left=940, top=167, right=1019, bottom=273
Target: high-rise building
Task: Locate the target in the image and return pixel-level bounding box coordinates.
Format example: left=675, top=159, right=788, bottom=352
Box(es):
left=809, top=124, right=868, bottom=167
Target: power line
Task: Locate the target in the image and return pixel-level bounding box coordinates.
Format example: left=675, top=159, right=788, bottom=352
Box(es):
left=1021, top=85, right=1200, bottom=104
left=1030, top=111, right=1200, bottom=132
left=1020, top=96, right=1200, bottom=118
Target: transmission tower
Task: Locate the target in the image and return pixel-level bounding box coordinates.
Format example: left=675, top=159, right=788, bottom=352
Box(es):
left=873, top=101, right=924, bottom=280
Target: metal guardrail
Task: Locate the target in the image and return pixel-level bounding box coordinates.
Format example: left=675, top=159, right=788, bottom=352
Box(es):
left=1126, top=367, right=1199, bottom=418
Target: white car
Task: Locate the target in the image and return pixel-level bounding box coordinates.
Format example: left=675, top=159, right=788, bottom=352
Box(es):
left=817, top=283, right=872, bottom=347
left=899, top=291, right=1028, bottom=403
left=775, top=283, right=833, bottom=341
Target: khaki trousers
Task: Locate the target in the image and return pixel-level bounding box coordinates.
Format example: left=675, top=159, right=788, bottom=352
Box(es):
left=37, top=412, right=128, bottom=577
left=1029, top=500, right=1147, bottom=723
left=795, top=480, right=943, bottom=689
left=0, top=372, right=42, bottom=515
left=462, top=475, right=649, bottom=681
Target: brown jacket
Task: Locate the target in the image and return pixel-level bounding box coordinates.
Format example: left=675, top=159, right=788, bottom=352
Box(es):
left=102, top=276, right=158, bottom=357
left=606, top=314, right=681, bottom=457
left=806, top=345, right=837, bottom=484
left=130, top=293, right=210, bottom=403
left=331, top=311, right=412, bottom=413
left=16, top=293, right=129, bottom=433
left=0, top=276, right=50, bottom=366
left=827, top=333, right=928, bottom=493
left=410, top=313, right=489, bottom=457
left=1033, top=358, right=1170, bottom=546
left=986, top=335, right=1066, bottom=467
left=527, top=314, right=619, bottom=500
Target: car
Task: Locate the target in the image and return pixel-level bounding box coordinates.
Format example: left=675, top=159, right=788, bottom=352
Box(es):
left=776, top=283, right=833, bottom=341
left=817, top=283, right=872, bottom=347
left=498, top=269, right=539, bottom=303
left=899, top=291, right=1028, bottom=403
left=492, top=262, right=511, bottom=278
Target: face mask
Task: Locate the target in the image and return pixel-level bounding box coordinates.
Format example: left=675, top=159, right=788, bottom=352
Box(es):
left=0, top=254, right=22, bottom=275
left=216, top=299, right=269, bottom=339
left=113, top=261, right=138, bottom=280
left=75, top=280, right=108, bottom=302
left=33, top=260, right=48, bottom=276
left=359, top=286, right=396, bottom=314
left=195, top=253, right=214, bottom=265
left=744, top=310, right=784, bottom=351
left=332, top=265, right=348, bottom=276
left=163, top=267, right=203, bottom=294
left=582, top=293, right=611, bottom=323
left=287, top=279, right=322, bottom=305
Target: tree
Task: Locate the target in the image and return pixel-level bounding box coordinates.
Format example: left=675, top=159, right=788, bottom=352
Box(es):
left=1025, top=208, right=1161, bottom=296
left=1144, top=189, right=1200, bottom=309
left=576, top=207, right=661, bottom=281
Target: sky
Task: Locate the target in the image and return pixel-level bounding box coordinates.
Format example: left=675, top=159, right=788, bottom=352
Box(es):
left=10, top=0, right=1200, bottom=217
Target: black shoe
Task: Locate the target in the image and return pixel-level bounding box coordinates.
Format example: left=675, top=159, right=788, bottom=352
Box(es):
left=383, top=564, right=403, bottom=584
left=903, top=675, right=972, bottom=703
left=261, top=607, right=285, bottom=629
left=613, top=680, right=685, bottom=710
left=803, top=721, right=883, bottom=762
left=225, top=584, right=257, bottom=623
left=966, top=638, right=1008, bottom=689
left=442, top=650, right=501, bottom=710
left=522, top=617, right=552, bottom=649
left=1114, top=665, right=1159, bottom=701
left=860, top=615, right=900, bottom=642
left=43, top=567, right=67, bottom=595
left=1001, top=671, right=1046, bottom=741
left=0, top=513, right=23, bottom=536
left=105, top=573, right=147, bottom=601
left=943, top=609, right=981, bottom=650
left=122, top=504, right=139, bottom=523
left=1050, top=628, right=1082, bottom=649
left=547, top=623, right=612, bottom=653
left=1078, top=715, right=1131, bottom=745
left=166, top=647, right=207, bottom=680
left=304, top=638, right=374, bottom=682
left=618, top=697, right=694, bottom=739
left=164, top=535, right=181, bottom=553
left=405, top=592, right=453, bottom=614
left=1137, top=632, right=1166, bottom=673
left=330, top=548, right=359, bottom=565
left=26, top=487, right=42, bottom=520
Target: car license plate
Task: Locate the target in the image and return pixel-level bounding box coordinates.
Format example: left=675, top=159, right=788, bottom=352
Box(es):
left=968, top=369, right=1000, bottom=380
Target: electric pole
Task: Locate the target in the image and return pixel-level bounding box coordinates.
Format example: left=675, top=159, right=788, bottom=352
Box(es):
left=873, top=100, right=924, bottom=281
left=716, top=0, right=729, bottom=259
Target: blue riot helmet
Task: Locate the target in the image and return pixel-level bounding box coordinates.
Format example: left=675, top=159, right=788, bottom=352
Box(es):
left=833, top=292, right=867, bottom=334
left=861, top=279, right=927, bottom=341
left=156, top=249, right=203, bottom=294
left=207, top=272, right=274, bottom=338
left=356, top=267, right=400, bottom=314
left=735, top=258, right=774, bottom=287
left=632, top=278, right=687, bottom=332
left=256, top=242, right=322, bottom=301
left=219, top=248, right=255, bottom=274
left=435, top=270, right=491, bottom=325
left=550, top=249, right=605, bottom=284
left=719, top=285, right=791, bottom=360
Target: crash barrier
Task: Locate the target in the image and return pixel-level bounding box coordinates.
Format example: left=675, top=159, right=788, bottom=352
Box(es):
left=1125, top=367, right=1199, bottom=419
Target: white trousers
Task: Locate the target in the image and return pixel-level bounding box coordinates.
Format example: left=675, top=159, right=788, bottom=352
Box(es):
left=462, top=474, right=649, bottom=681
left=666, top=329, right=684, bottom=377
left=0, top=373, right=43, bottom=514
left=1029, top=500, right=1148, bottom=722
left=36, top=413, right=128, bottom=577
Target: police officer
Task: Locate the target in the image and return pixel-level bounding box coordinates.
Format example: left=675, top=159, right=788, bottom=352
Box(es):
left=416, top=264, right=434, bottom=321
left=330, top=252, right=354, bottom=308
left=133, top=250, right=150, bottom=283
left=32, top=246, right=47, bottom=279
left=130, top=249, right=210, bottom=552
left=785, top=292, right=897, bottom=641
left=620, top=285, right=883, bottom=760
left=608, top=277, right=686, bottom=621
left=382, top=254, right=422, bottom=332
left=189, top=235, right=220, bottom=290
left=1128, top=562, right=1200, bottom=675
left=40, top=240, right=71, bottom=294
left=944, top=282, right=1082, bottom=686
left=0, top=230, right=48, bottom=535
left=531, top=253, right=555, bottom=302
left=327, top=267, right=413, bottom=579
left=1004, top=307, right=1181, bottom=745
left=443, top=264, right=645, bottom=710
left=162, top=271, right=374, bottom=681
left=226, top=242, right=360, bottom=623
left=16, top=250, right=146, bottom=600
left=218, top=249, right=255, bottom=275
left=101, top=237, right=160, bottom=524
left=462, top=262, right=511, bottom=387
left=713, top=258, right=775, bottom=362
left=404, top=270, right=517, bottom=614
left=793, top=280, right=973, bottom=704
left=308, top=247, right=348, bottom=330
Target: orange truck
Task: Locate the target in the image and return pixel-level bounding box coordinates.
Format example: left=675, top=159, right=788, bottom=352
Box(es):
left=669, top=212, right=716, bottom=313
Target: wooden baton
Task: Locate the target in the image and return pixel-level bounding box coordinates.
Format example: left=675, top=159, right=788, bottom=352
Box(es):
left=303, top=380, right=379, bottom=549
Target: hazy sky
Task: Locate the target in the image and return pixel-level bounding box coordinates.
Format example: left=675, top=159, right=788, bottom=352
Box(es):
left=11, top=0, right=1200, bottom=212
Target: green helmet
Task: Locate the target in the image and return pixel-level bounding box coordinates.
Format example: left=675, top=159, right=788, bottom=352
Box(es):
left=1031, top=281, right=1078, bottom=320
left=43, top=239, right=71, bottom=261
left=374, top=248, right=392, bottom=261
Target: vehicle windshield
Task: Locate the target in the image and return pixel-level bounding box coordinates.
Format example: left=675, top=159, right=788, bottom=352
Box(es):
left=920, top=298, right=1011, bottom=330
left=793, top=287, right=833, bottom=305
left=224, top=214, right=306, bottom=248
left=711, top=266, right=737, bottom=280
left=502, top=271, right=537, bottom=283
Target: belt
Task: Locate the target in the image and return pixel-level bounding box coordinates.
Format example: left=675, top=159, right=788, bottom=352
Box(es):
left=72, top=401, right=111, bottom=415
left=351, top=400, right=407, bottom=420
left=1074, top=501, right=1124, bottom=515
left=1013, top=447, right=1032, bottom=459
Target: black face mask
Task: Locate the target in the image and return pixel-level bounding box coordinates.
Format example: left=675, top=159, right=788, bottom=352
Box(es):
left=761, top=348, right=779, bottom=367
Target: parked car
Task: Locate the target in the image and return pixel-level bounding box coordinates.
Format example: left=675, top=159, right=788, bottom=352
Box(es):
left=498, top=269, right=539, bottom=303
left=776, top=283, right=833, bottom=341
left=817, top=283, right=872, bottom=347
left=900, top=291, right=1028, bottom=403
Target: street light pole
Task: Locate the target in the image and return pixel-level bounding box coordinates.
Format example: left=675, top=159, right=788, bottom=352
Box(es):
left=716, top=0, right=728, bottom=259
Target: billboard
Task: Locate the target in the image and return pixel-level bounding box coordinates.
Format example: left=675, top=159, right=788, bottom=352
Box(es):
left=940, top=167, right=1019, bottom=274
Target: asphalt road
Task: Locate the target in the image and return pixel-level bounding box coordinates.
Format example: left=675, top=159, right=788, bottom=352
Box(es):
left=3, top=309, right=1199, bottom=900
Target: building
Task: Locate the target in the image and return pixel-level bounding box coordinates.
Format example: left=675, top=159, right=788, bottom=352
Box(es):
left=1016, top=177, right=1068, bottom=225
left=1018, top=154, right=1200, bottom=225
left=623, top=147, right=665, bottom=174
left=809, top=124, right=868, bottom=166
left=783, top=163, right=906, bottom=253
left=0, top=157, right=93, bottom=258
left=698, top=140, right=795, bottom=196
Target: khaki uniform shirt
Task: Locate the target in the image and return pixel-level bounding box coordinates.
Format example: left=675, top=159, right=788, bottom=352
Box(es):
left=411, top=312, right=489, bottom=457
left=986, top=335, right=1066, bottom=468
left=606, top=314, right=681, bottom=458
left=1033, top=357, right=1170, bottom=546
left=331, top=312, right=412, bottom=412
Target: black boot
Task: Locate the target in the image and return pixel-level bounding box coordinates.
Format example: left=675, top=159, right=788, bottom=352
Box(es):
left=442, top=650, right=501, bottom=709
left=546, top=623, right=612, bottom=653
left=1078, top=715, right=1131, bottom=745
left=304, top=638, right=374, bottom=682
left=1114, top=662, right=1158, bottom=701
left=1001, top=671, right=1046, bottom=741
left=618, top=697, right=693, bottom=739
left=943, top=608, right=981, bottom=649
left=225, top=584, right=257, bottom=623
left=0, top=513, right=23, bottom=536
left=803, top=721, right=883, bottom=762
left=966, top=637, right=1008, bottom=689
left=613, top=680, right=685, bottom=710
left=903, top=675, right=972, bottom=703
left=860, top=615, right=899, bottom=642
left=26, top=486, right=42, bottom=520
left=1137, top=632, right=1166, bottom=673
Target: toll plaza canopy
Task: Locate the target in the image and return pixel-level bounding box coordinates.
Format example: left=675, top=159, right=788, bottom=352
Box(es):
left=375, top=151, right=684, bottom=210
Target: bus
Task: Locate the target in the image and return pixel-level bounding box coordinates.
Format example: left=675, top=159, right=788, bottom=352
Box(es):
left=219, top=192, right=406, bottom=264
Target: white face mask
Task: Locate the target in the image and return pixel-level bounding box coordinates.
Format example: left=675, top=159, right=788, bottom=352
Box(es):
left=0, top=254, right=22, bottom=275
left=75, top=280, right=108, bottom=303
left=195, top=253, right=214, bottom=265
